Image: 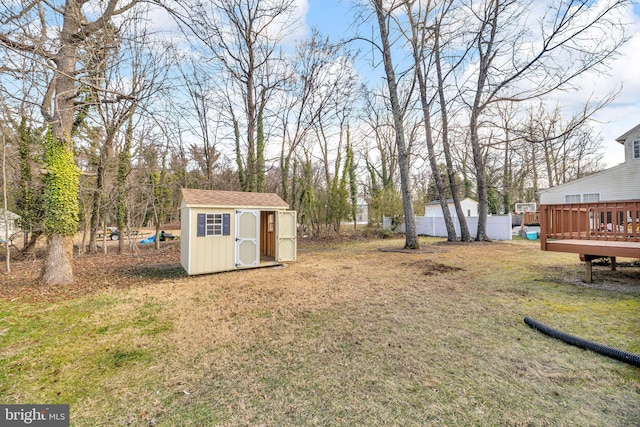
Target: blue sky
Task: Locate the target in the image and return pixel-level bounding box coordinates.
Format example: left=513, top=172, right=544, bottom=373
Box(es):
left=302, top=0, right=640, bottom=167
left=306, top=0, right=355, bottom=35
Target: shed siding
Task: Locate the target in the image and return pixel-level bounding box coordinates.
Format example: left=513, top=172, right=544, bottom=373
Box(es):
left=180, top=207, right=190, bottom=272
left=187, top=208, right=236, bottom=275
left=540, top=163, right=640, bottom=204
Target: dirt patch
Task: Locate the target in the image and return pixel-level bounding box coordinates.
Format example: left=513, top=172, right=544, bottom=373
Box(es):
left=401, top=259, right=464, bottom=276
left=544, top=262, right=640, bottom=294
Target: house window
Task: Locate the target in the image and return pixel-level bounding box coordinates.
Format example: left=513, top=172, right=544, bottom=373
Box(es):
left=634, top=140, right=640, bottom=159
left=564, top=194, right=581, bottom=203
left=582, top=193, right=600, bottom=203
left=467, top=210, right=471, bottom=217
left=206, top=213, right=223, bottom=236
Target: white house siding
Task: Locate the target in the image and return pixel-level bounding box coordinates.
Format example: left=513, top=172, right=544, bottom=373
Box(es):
left=424, top=198, right=478, bottom=218
left=182, top=207, right=236, bottom=275
left=539, top=163, right=640, bottom=204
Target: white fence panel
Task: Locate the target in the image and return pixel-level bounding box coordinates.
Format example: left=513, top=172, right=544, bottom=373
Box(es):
left=384, top=215, right=512, bottom=240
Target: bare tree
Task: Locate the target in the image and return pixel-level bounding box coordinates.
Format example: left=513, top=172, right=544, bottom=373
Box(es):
left=277, top=31, right=355, bottom=205
left=520, top=100, right=608, bottom=189
left=431, top=2, right=473, bottom=241
left=371, top=0, right=419, bottom=249
left=167, top=0, right=300, bottom=192
left=176, top=60, right=223, bottom=190
left=462, top=0, right=629, bottom=241
left=404, top=0, right=457, bottom=241
left=1, top=0, right=139, bottom=284
left=360, top=89, right=401, bottom=226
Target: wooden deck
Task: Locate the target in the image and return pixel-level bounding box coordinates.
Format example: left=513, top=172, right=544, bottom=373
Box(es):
left=544, top=239, right=640, bottom=258
left=540, top=200, right=640, bottom=282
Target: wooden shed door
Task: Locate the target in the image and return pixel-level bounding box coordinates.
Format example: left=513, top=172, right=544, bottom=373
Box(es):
left=235, top=210, right=259, bottom=268
left=277, top=210, right=297, bottom=262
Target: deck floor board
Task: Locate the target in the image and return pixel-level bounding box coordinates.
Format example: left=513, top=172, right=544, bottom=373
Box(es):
left=544, top=239, right=640, bottom=258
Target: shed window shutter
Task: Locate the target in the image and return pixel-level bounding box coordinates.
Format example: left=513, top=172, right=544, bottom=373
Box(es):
left=197, top=214, right=206, bottom=237
left=222, top=214, right=230, bottom=236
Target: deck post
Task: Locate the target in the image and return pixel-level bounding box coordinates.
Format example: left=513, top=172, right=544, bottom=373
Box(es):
left=585, top=259, right=592, bottom=283
left=540, top=206, right=548, bottom=251
left=610, top=257, right=616, bottom=271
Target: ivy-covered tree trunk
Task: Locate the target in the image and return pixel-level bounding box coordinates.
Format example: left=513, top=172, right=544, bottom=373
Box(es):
left=40, top=21, right=83, bottom=284
left=256, top=98, right=266, bottom=193
left=281, top=153, right=292, bottom=204
left=16, top=117, right=44, bottom=256
left=346, top=129, right=358, bottom=231
left=89, top=156, right=106, bottom=254
left=233, top=116, right=246, bottom=191
left=41, top=130, right=80, bottom=285
left=301, top=153, right=318, bottom=236
left=290, top=159, right=297, bottom=212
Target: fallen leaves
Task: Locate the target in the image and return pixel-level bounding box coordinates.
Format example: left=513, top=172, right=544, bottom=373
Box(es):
left=0, top=242, right=182, bottom=303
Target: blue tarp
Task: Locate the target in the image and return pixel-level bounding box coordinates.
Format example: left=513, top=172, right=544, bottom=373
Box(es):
left=140, top=235, right=156, bottom=244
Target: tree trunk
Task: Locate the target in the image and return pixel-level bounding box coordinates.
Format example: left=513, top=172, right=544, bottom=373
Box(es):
left=117, top=114, right=134, bottom=254
left=89, top=162, right=105, bottom=254
left=434, top=22, right=471, bottom=241
left=373, top=0, right=419, bottom=249
left=41, top=234, right=74, bottom=285
left=233, top=116, right=246, bottom=191
left=470, top=112, right=489, bottom=241
left=256, top=92, right=266, bottom=192
left=246, top=65, right=256, bottom=192
left=154, top=224, right=160, bottom=250
left=41, top=11, right=81, bottom=284
left=2, top=131, right=9, bottom=272
left=406, top=5, right=456, bottom=241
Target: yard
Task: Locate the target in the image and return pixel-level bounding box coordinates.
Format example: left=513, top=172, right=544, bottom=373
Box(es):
left=0, top=236, right=639, bottom=426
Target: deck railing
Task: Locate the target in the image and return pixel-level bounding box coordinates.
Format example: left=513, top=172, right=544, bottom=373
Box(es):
left=523, top=211, right=540, bottom=225
left=540, top=200, right=640, bottom=250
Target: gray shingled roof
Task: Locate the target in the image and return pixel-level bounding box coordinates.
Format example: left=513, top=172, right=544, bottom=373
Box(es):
left=180, top=188, right=289, bottom=209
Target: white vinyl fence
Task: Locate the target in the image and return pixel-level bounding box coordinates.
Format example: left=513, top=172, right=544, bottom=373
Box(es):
left=384, top=215, right=512, bottom=241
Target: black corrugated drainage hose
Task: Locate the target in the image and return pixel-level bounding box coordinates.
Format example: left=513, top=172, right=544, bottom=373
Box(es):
left=524, top=317, right=640, bottom=368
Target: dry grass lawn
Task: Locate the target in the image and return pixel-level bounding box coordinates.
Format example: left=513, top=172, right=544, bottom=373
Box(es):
left=0, top=236, right=639, bottom=426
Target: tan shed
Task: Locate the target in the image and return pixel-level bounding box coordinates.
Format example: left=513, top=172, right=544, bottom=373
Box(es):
left=179, top=189, right=297, bottom=275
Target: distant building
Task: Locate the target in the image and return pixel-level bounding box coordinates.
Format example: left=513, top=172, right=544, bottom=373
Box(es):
left=424, top=198, right=478, bottom=218
left=0, top=209, right=21, bottom=241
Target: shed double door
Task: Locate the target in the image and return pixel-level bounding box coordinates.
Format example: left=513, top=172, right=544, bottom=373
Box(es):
left=235, top=210, right=259, bottom=268
left=235, top=209, right=297, bottom=268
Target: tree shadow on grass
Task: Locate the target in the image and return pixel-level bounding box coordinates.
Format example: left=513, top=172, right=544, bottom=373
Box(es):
left=125, top=264, right=188, bottom=279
